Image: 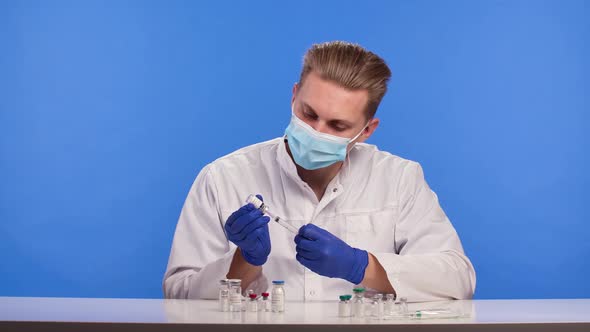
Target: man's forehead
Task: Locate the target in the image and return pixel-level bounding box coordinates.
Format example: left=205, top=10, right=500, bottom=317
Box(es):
left=297, top=75, right=369, bottom=123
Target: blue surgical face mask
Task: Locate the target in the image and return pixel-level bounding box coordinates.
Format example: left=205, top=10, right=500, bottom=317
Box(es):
left=285, top=105, right=368, bottom=170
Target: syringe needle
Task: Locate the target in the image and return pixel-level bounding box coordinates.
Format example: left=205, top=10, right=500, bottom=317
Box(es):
left=245, top=194, right=299, bottom=235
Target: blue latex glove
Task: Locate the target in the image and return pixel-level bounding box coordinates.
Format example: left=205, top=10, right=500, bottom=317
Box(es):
left=294, top=224, right=369, bottom=284
left=224, top=194, right=271, bottom=266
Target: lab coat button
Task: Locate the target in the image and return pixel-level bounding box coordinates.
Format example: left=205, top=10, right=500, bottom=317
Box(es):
left=333, top=188, right=338, bottom=192
left=309, top=290, right=316, bottom=296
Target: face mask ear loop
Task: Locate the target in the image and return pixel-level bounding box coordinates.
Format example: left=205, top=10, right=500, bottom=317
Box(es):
left=346, top=148, right=351, bottom=180
left=346, top=120, right=369, bottom=180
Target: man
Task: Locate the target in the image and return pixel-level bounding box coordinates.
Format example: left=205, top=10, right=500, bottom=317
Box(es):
left=163, top=41, right=476, bottom=302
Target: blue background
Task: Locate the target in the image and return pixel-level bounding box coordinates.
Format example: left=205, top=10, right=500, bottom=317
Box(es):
left=1, top=0, right=588, bottom=299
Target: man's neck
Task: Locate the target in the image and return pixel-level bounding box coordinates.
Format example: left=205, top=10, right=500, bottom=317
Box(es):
left=285, top=140, right=342, bottom=201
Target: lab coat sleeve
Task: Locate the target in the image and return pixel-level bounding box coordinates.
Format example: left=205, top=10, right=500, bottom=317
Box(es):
left=162, top=164, right=268, bottom=299
left=371, top=162, right=476, bottom=302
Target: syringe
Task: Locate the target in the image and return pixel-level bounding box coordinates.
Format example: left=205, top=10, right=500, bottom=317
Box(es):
left=245, top=194, right=299, bottom=234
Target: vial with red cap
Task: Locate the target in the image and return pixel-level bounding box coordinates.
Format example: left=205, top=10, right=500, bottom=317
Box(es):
left=261, top=292, right=271, bottom=312
left=247, top=293, right=258, bottom=312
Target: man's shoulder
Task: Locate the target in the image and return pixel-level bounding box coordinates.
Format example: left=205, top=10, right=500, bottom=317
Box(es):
left=353, top=142, right=419, bottom=171
left=353, top=143, right=426, bottom=191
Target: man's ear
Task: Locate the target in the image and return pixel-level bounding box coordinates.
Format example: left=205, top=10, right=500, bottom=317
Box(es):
left=357, top=118, right=380, bottom=143
left=291, top=82, right=299, bottom=105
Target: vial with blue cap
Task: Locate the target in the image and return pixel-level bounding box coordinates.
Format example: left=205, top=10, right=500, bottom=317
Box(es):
left=271, top=280, right=285, bottom=312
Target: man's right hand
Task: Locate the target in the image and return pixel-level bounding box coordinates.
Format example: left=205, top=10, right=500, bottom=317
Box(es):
left=224, top=195, right=271, bottom=266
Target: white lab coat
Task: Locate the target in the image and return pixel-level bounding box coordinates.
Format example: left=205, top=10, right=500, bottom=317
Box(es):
left=163, top=138, right=476, bottom=302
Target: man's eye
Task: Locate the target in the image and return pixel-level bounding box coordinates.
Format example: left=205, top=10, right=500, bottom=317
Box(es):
left=332, top=125, right=347, bottom=132
left=304, top=112, right=317, bottom=119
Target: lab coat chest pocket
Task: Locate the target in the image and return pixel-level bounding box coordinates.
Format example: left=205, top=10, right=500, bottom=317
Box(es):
left=344, top=207, right=397, bottom=253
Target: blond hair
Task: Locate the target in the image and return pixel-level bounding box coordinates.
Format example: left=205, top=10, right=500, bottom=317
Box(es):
left=299, top=41, right=391, bottom=118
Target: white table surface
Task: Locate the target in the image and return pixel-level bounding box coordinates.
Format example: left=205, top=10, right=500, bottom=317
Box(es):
left=1, top=297, right=589, bottom=331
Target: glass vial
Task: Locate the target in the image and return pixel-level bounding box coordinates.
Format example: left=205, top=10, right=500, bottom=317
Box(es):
left=338, top=295, right=352, bottom=317
left=219, top=279, right=230, bottom=312
left=261, top=292, right=271, bottom=312
left=247, top=294, right=258, bottom=312
left=399, top=297, right=408, bottom=314
left=383, top=293, right=395, bottom=316
left=228, top=279, right=242, bottom=312
left=271, top=280, right=285, bottom=312
left=351, top=287, right=365, bottom=318
left=372, top=294, right=384, bottom=318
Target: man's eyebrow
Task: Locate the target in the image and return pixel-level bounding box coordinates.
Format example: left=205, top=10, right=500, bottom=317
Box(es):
left=302, top=102, right=317, bottom=115
left=328, top=119, right=353, bottom=127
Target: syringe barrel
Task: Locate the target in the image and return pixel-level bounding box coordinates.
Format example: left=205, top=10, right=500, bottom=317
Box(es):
left=276, top=218, right=299, bottom=234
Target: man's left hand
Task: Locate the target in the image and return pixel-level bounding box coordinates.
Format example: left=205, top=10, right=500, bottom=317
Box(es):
left=294, top=224, right=369, bottom=284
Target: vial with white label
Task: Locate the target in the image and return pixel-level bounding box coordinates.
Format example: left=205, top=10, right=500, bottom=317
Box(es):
left=228, top=279, right=242, bottom=312
left=219, top=279, right=230, bottom=312
left=271, top=280, right=285, bottom=312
